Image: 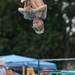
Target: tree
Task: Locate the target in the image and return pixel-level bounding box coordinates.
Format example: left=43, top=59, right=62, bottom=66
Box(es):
left=0, top=0, right=75, bottom=60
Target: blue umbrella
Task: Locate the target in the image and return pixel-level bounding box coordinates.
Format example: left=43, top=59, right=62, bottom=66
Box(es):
left=0, top=54, right=57, bottom=69
left=28, top=60, right=57, bottom=69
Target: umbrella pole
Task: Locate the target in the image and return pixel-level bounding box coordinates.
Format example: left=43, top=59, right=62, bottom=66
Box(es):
left=22, top=66, right=25, bottom=75
left=38, top=60, right=40, bottom=75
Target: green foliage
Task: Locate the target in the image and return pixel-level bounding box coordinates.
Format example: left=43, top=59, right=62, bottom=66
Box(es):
left=0, top=0, right=75, bottom=58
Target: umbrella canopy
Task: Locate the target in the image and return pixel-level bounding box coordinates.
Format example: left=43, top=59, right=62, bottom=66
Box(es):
left=28, top=60, right=57, bottom=70
left=1, top=55, right=35, bottom=62
left=0, top=55, right=57, bottom=69
left=0, top=55, right=35, bottom=67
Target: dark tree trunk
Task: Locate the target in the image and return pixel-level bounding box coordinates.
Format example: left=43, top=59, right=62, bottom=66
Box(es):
left=63, top=21, right=72, bottom=69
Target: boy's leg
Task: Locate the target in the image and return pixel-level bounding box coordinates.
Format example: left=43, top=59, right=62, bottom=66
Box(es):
left=34, top=0, right=44, bottom=7
left=31, top=0, right=44, bottom=8
left=41, top=5, right=47, bottom=19
left=31, top=4, right=47, bottom=19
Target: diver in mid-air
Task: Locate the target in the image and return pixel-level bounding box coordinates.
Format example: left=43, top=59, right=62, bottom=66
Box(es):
left=18, top=0, right=47, bottom=34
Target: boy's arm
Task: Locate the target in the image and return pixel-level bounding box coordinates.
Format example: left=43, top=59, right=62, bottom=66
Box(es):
left=32, top=4, right=47, bottom=13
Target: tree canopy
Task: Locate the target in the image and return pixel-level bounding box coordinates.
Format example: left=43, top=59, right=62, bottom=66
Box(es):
left=0, top=0, right=75, bottom=59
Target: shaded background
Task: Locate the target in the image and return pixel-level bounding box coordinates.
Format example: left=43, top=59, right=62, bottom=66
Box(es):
left=0, top=0, right=75, bottom=62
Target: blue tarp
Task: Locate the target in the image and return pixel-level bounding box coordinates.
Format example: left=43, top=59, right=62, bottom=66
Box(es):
left=1, top=55, right=35, bottom=67
left=28, top=61, right=57, bottom=69
left=0, top=55, right=56, bottom=69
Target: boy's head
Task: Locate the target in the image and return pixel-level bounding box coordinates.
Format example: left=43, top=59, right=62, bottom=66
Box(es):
left=32, top=19, right=44, bottom=34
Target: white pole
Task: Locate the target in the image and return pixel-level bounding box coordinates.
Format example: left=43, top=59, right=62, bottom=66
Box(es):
left=22, top=66, right=25, bottom=75
left=41, top=58, right=75, bottom=61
